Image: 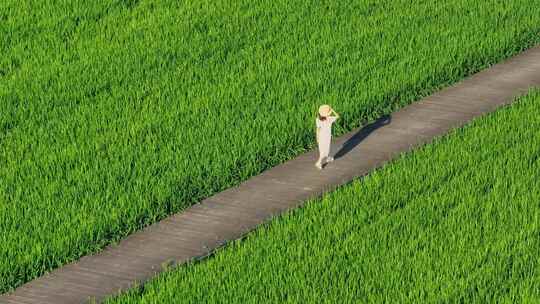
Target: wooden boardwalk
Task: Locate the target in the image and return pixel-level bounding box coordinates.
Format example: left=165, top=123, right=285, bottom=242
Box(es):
left=2, top=45, right=540, bottom=303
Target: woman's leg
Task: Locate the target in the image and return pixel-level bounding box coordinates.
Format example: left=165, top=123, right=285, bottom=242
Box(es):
left=315, top=150, right=324, bottom=168
left=326, top=135, right=334, bottom=162
left=315, top=142, right=327, bottom=169
left=316, top=140, right=330, bottom=169
left=315, top=157, right=323, bottom=169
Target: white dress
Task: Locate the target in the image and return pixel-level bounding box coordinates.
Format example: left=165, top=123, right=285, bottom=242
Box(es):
left=316, top=116, right=337, bottom=159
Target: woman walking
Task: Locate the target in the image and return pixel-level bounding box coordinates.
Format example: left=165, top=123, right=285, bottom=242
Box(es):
left=315, top=104, right=339, bottom=170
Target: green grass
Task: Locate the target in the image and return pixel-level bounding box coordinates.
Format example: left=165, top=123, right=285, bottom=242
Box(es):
left=2, top=0, right=540, bottom=292
left=107, top=89, right=540, bottom=303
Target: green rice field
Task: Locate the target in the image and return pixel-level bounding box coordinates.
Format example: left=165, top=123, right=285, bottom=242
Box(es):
left=108, top=89, right=540, bottom=303
left=2, top=0, right=540, bottom=292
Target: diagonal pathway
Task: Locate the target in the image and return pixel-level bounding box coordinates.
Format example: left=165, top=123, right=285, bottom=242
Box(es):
left=2, top=45, right=540, bottom=304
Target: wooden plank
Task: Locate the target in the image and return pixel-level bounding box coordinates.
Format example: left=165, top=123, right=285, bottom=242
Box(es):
left=0, top=295, right=38, bottom=304
left=68, top=264, right=135, bottom=285
left=200, top=198, right=273, bottom=220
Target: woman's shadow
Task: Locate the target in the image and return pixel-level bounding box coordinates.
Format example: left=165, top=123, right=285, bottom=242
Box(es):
left=333, top=115, right=392, bottom=160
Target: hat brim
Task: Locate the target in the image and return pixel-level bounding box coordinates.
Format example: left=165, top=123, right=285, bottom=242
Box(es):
left=319, top=108, right=332, bottom=117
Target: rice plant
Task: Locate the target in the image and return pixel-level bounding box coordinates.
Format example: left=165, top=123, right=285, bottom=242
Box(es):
left=1, top=0, right=540, bottom=292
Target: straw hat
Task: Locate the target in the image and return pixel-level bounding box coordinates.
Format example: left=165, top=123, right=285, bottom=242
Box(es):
left=318, top=104, right=332, bottom=117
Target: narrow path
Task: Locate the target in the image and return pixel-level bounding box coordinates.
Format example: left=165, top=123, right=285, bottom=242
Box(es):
left=2, top=45, right=540, bottom=304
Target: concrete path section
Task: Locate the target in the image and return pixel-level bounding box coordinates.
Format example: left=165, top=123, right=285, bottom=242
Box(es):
left=2, top=45, right=540, bottom=303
